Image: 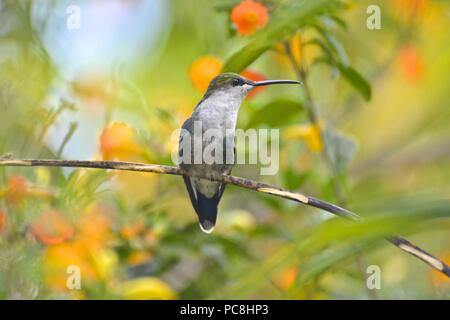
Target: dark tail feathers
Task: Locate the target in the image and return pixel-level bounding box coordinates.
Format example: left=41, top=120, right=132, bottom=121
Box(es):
left=196, top=192, right=219, bottom=233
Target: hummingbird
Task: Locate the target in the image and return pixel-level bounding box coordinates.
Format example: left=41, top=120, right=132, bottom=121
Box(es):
left=178, top=72, right=300, bottom=233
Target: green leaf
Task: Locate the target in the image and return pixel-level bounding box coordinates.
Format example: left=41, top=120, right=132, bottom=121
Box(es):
left=314, top=24, right=349, bottom=64
left=283, top=169, right=311, bottom=190
left=245, top=99, right=304, bottom=128
left=305, top=38, right=335, bottom=61
left=214, top=201, right=450, bottom=298
left=213, top=0, right=241, bottom=12
left=223, top=0, right=341, bottom=72
left=328, top=15, right=348, bottom=30
left=336, top=63, right=372, bottom=101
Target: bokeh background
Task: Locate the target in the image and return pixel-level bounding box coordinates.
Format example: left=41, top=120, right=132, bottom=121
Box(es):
left=0, top=0, right=449, bottom=299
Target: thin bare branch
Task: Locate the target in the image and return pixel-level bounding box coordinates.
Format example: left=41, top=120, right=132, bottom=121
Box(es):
left=0, top=157, right=448, bottom=278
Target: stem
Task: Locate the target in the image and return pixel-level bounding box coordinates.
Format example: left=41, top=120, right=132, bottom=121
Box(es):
left=284, top=41, right=346, bottom=204
left=56, top=122, right=78, bottom=158
left=0, top=156, right=448, bottom=278
left=283, top=39, right=437, bottom=297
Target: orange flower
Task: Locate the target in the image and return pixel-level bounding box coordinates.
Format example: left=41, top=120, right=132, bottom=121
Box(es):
left=398, top=44, right=424, bottom=81
left=77, top=205, right=112, bottom=250
left=430, top=253, right=450, bottom=286
left=127, top=251, right=153, bottom=266
left=5, top=176, right=28, bottom=206
left=241, top=69, right=267, bottom=99
left=275, top=266, right=298, bottom=290
left=0, top=211, right=7, bottom=234
left=121, top=221, right=146, bottom=241
left=100, top=122, right=143, bottom=161
left=30, top=210, right=75, bottom=246
left=392, top=0, right=428, bottom=21
left=188, top=56, right=223, bottom=92
left=231, top=0, right=269, bottom=36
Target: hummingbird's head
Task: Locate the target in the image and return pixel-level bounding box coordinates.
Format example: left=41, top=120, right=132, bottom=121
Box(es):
left=204, top=72, right=300, bottom=100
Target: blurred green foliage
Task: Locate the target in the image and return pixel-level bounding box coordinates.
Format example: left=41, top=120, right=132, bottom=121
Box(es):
left=0, top=0, right=449, bottom=300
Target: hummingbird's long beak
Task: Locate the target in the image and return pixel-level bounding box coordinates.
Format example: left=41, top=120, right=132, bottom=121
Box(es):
left=249, top=79, right=301, bottom=86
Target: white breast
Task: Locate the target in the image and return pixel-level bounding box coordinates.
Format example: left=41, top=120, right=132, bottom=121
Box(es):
left=196, top=90, right=242, bottom=130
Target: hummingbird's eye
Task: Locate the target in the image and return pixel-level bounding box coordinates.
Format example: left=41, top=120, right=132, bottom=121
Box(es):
left=232, top=78, right=241, bottom=86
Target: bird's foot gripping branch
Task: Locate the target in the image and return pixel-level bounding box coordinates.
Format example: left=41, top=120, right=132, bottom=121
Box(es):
left=0, top=157, right=448, bottom=278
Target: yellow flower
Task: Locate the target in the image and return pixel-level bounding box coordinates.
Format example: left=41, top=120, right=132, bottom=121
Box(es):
left=91, top=249, right=118, bottom=281
left=43, top=240, right=100, bottom=292
left=284, top=123, right=324, bottom=152
left=275, top=33, right=302, bottom=65
left=188, top=56, right=223, bottom=92
left=43, top=242, right=117, bottom=292
left=42, top=206, right=116, bottom=293
left=119, top=277, right=177, bottom=300
left=224, top=209, right=256, bottom=232
left=35, top=167, right=51, bottom=186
